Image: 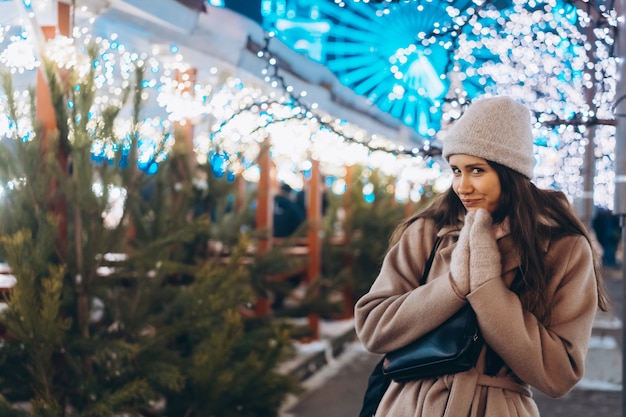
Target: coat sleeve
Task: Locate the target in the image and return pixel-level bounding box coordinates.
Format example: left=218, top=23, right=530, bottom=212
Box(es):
left=354, top=218, right=467, bottom=354
left=467, top=234, right=598, bottom=398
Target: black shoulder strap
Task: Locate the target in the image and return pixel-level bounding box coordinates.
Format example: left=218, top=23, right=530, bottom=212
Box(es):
left=419, top=236, right=442, bottom=286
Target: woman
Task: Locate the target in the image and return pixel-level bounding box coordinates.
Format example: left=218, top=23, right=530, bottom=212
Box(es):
left=354, top=96, right=609, bottom=417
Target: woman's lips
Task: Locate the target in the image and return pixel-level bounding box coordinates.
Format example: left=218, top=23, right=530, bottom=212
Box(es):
left=461, top=199, right=481, bottom=208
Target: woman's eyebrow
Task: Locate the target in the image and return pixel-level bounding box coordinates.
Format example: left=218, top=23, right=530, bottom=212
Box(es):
left=451, top=163, right=488, bottom=170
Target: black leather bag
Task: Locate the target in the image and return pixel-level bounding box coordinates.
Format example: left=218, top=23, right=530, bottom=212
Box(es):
left=381, top=303, right=482, bottom=381
left=358, top=237, right=483, bottom=416
left=381, top=237, right=483, bottom=381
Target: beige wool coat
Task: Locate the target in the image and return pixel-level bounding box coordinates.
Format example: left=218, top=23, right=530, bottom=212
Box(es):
left=355, top=217, right=599, bottom=417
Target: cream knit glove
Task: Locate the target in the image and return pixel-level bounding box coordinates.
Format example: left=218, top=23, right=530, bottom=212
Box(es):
left=449, top=210, right=475, bottom=298
left=469, top=209, right=502, bottom=291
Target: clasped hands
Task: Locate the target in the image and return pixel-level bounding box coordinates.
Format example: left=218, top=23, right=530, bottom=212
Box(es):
left=450, top=208, right=501, bottom=297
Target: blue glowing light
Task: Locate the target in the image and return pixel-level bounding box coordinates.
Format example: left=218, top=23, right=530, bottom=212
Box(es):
left=263, top=0, right=487, bottom=137
left=210, top=151, right=229, bottom=178
left=259, top=0, right=590, bottom=139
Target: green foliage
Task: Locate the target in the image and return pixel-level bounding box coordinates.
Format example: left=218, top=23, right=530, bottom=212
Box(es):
left=322, top=167, right=435, bottom=316
left=322, top=167, right=426, bottom=306
left=0, top=51, right=298, bottom=416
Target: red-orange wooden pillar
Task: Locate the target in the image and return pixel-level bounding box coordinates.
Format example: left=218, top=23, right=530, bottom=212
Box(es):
left=254, top=137, right=274, bottom=315
left=172, top=67, right=198, bottom=222
left=37, top=0, right=71, bottom=161
left=342, top=164, right=354, bottom=236
left=37, top=1, right=71, bottom=120
left=305, top=159, right=322, bottom=339
left=36, top=1, right=82, bottom=338
left=36, top=1, right=71, bottom=253
left=340, top=164, right=355, bottom=318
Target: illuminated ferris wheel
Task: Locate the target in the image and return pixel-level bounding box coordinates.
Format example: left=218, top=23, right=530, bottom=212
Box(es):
left=304, top=0, right=493, bottom=138
left=264, top=0, right=602, bottom=142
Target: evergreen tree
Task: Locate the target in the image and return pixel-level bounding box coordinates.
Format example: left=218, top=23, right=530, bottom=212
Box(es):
left=322, top=166, right=437, bottom=312
left=0, top=47, right=298, bottom=417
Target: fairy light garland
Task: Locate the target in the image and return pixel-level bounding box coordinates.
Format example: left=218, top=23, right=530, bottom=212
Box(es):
left=256, top=0, right=619, bottom=207
left=0, top=0, right=621, bottom=207
left=249, top=32, right=432, bottom=158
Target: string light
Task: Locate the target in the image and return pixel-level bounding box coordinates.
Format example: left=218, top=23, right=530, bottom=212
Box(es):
left=0, top=0, right=621, bottom=207
left=260, top=0, right=618, bottom=207
left=245, top=33, right=433, bottom=158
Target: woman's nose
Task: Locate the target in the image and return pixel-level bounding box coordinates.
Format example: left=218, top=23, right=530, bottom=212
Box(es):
left=456, top=175, right=472, bottom=194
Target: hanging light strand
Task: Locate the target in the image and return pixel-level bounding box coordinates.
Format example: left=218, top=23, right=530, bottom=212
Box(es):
left=248, top=32, right=432, bottom=157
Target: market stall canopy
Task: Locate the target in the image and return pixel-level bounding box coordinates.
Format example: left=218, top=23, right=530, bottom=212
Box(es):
left=70, top=0, right=428, bottom=150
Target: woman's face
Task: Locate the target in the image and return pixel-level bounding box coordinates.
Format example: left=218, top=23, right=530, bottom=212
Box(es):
left=448, top=154, right=502, bottom=214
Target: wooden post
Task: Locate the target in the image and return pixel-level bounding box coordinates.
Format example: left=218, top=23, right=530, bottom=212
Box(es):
left=37, top=0, right=69, bottom=149
left=254, top=137, right=274, bottom=315
left=170, top=67, right=198, bottom=222
left=340, top=164, right=355, bottom=318
left=306, top=159, right=322, bottom=339
left=36, top=1, right=71, bottom=255
left=36, top=0, right=88, bottom=348
left=342, top=164, right=354, bottom=232
left=306, top=159, right=322, bottom=283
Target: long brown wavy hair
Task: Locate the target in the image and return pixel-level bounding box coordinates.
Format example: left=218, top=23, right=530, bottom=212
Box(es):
left=391, top=160, right=609, bottom=324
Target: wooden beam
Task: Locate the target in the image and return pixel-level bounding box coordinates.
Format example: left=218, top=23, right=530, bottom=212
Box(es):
left=36, top=1, right=72, bottom=252
left=58, top=2, right=71, bottom=37
left=254, top=137, right=274, bottom=315
left=305, top=159, right=322, bottom=339
left=306, top=159, right=322, bottom=284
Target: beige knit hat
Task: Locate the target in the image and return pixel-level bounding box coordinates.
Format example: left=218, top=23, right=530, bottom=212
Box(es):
left=442, top=96, right=536, bottom=178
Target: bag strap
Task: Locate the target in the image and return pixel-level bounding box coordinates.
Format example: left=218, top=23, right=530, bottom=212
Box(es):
left=419, top=236, right=442, bottom=286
